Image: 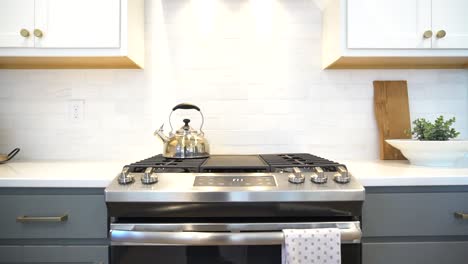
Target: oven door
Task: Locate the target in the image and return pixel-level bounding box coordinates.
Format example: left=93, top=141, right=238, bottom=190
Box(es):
left=110, top=221, right=362, bottom=264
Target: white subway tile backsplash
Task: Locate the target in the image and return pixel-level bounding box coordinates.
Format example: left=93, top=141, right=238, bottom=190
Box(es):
left=0, top=117, right=13, bottom=130
left=0, top=0, right=466, bottom=160
left=406, top=69, right=441, bottom=84
left=0, top=85, right=12, bottom=98
left=18, top=70, right=74, bottom=84
left=437, top=70, right=468, bottom=84
left=71, top=85, right=102, bottom=100
left=411, top=99, right=466, bottom=115
left=12, top=83, right=72, bottom=99
left=84, top=70, right=118, bottom=86
left=428, top=84, right=467, bottom=100
left=320, top=70, right=353, bottom=84
left=408, top=83, right=433, bottom=99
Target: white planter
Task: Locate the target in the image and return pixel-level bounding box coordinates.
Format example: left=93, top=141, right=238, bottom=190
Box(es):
left=386, top=139, right=468, bottom=167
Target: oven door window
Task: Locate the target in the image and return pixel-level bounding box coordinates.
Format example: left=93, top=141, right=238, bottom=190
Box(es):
left=111, top=245, right=360, bottom=264
left=112, top=245, right=279, bottom=264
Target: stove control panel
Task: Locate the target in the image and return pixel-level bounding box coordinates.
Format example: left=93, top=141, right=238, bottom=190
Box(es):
left=116, top=166, right=351, bottom=186
left=194, top=176, right=276, bottom=187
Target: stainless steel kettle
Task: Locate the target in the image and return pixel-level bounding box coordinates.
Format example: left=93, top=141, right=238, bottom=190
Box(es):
left=154, top=103, right=210, bottom=159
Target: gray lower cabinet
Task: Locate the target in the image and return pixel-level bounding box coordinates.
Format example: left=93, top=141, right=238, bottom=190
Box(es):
left=363, top=192, right=468, bottom=237
left=363, top=242, right=468, bottom=264
left=0, top=194, right=107, bottom=239
left=0, top=245, right=108, bottom=263
left=362, top=187, right=468, bottom=264
left=0, top=188, right=108, bottom=264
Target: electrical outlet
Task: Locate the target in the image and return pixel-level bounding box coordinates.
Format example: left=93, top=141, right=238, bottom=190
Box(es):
left=69, top=100, right=85, bottom=121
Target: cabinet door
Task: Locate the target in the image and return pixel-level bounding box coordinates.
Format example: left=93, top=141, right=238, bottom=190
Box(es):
left=432, top=0, right=468, bottom=48
left=0, top=194, right=107, bottom=239
left=347, top=0, right=431, bottom=49
left=363, top=192, right=468, bottom=237
left=0, top=245, right=108, bottom=264
left=363, top=242, right=468, bottom=264
left=0, top=0, right=35, bottom=47
left=34, top=0, right=120, bottom=48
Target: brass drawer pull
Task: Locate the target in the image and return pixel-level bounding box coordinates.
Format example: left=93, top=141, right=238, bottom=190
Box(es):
left=454, top=212, right=468, bottom=220
left=16, top=214, right=68, bottom=223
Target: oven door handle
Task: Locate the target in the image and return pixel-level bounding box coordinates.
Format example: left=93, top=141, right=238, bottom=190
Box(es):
left=110, top=222, right=362, bottom=246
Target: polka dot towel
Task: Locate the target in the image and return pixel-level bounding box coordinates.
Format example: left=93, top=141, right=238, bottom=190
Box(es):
left=282, top=228, right=341, bottom=264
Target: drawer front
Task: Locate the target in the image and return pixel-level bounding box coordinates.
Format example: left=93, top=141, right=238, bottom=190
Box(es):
left=0, top=245, right=108, bottom=263
left=0, top=194, right=107, bottom=239
left=363, top=242, right=468, bottom=264
left=363, top=192, right=468, bottom=237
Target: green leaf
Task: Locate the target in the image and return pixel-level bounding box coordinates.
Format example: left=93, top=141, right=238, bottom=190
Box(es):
left=409, top=116, right=459, bottom=141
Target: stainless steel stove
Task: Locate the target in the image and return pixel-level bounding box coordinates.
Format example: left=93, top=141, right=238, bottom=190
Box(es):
left=105, top=153, right=365, bottom=264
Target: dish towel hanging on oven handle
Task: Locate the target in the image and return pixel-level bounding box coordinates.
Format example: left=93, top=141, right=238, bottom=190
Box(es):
left=282, top=228, right=341, bottom=264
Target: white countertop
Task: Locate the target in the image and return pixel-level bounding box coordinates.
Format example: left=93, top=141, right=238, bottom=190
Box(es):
left=346, top=160, right=468, bottom=187
left=0, top=160, right=467, bottom=188
left=0, top=161, right=123, bottom=188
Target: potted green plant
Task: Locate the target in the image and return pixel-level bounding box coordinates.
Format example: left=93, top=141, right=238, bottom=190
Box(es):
left=386, top=116, right=467, bottom=167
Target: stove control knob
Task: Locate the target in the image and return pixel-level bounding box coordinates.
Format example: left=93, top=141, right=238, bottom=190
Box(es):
left=288, top=173, right=305, bottom=184
left=141, top=167, right=158, bottom=184
left=118, top=166, right=134, bottom=185
left=311, top=167, right=327, bottom=184
left=334, top=166, right=350, bottom=184
left=288, top=167, right=305, bottom=184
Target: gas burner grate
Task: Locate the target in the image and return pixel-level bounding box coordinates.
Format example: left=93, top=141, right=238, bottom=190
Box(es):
left=124, top=153, right=345, bottom=173
left=126, top=155, right=207, bottom=173
left=260, top=153, right=344, bottom=172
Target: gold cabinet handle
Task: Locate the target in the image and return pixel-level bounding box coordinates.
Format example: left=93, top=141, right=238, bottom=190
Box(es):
left=454, top=212, right=468, bottom=220
left=436, top=30, right=446, bottom=39
left=20, top=29, right=30, bottom=38
left=33, top=29, right=43, bottom=38
left=16, top=214, right=68, bottom=223
left=423, top=30, right=433, bottom=39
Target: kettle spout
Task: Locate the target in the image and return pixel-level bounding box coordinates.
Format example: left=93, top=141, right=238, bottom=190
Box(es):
left=154, top=124, right=170, bottom=143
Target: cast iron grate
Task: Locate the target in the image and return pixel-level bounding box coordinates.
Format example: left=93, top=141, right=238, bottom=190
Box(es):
left=125, top=153, right=345, bottom=173
left=127, top=154, right=207, bottom=173
left=260, top=153, right=344, bottom=172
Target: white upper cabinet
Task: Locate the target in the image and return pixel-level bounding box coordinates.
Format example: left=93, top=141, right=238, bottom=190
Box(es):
left=34, top=0, right=120, bottom=48
left=432, top=0, right=468, bottom=49
left=0, top=0, right=35, bottom=48
left=322, top=0, right=468, bottom=69
left=0, top=0, right=144, bottom=69
left=347, top=0, right=431, bottom=49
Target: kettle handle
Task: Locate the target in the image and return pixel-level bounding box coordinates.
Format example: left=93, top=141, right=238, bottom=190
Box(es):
left=172, top=103, right=200, bottom=112
left=169, top=103, right=205, bottom=134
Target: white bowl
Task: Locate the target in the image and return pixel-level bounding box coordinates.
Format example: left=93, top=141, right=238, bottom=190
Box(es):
left=385, top=139, right=468, bottom=167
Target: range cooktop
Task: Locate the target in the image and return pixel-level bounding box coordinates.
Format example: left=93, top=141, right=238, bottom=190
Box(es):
left=124, top=153, right=344, bottom=173
left=105, top=153, right=364, bottom=203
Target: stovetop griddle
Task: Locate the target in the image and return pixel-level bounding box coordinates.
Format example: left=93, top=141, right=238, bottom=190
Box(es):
left=201, top=155, right=269, bottom=172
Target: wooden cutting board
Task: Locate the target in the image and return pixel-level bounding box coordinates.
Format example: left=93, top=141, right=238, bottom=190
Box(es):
left=374, top=81, right=411, bottom=160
